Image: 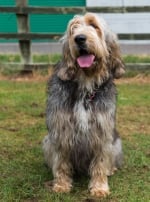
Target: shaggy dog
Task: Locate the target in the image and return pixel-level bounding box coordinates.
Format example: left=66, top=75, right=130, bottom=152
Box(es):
left=43, top=13, right=125, bottom=197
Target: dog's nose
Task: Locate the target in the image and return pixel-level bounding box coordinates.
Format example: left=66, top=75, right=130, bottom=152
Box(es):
left=75, top=34, right=87, bottom=45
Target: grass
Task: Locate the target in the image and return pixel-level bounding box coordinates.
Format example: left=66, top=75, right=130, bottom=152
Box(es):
left=0, top=54, right=150, bottom=64
left=0, top=78, right=149, bottom=202
left=0, top=54, right=150, bottom=78
left=123, top=55, right=150, bottom=63
left=0, top=54, right=62, bottom=64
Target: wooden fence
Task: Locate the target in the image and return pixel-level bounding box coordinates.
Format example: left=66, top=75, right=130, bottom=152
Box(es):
left=0, top=0, right=150, bottom=71
left=0, top=0, right=85, bottom=66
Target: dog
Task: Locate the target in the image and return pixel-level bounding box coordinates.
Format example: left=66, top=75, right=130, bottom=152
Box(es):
left=43, top=13, right=125, bottom=197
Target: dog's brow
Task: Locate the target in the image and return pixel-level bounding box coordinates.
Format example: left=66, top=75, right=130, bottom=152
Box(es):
left=69, top=19, right=84, bottom=34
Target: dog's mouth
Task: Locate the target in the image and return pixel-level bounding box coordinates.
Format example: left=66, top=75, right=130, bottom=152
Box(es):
left=76, top=46, right=96, bottom=68
left=77, top=54, right=95, bottom=68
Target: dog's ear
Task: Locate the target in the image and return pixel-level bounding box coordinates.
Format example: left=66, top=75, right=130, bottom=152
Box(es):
left=106, top=34, right=125, bottom=79
left=57, top=36, right=76, bottom=81
left=57, top=62, right=76, bottom=81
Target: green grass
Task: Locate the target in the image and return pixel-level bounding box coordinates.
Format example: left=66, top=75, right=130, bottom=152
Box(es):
left=0, top=54, right=150, bottom=77
left=0, top=54, right=150, bottom=64
left=123, top=55, right=150, bottom=63
left=0, top=80, right=149, bottom=202
left=0, top=54, right=61, bottom=64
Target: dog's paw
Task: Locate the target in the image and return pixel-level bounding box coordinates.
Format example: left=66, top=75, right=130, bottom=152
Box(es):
left=107, top=167, right=118, bottom=176
left=89, top=182, right=110, bottom=197
left=52, top=182, right=72, bottom=193
left=90, top=188, right=110, bottom=197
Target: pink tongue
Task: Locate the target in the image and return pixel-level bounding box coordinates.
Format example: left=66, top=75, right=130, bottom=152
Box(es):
left=77, top=54, right=95, bottom=68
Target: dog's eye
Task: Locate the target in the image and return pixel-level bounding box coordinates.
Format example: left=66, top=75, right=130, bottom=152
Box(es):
left=90, top=23, right=98, bottom=29
left=70, top=24, right=79, bottom=34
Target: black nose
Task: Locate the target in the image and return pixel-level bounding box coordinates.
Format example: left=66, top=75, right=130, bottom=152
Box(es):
left=74, top=34, right=87, bottom=45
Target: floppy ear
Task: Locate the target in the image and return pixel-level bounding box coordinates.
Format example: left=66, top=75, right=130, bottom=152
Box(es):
left=56, top=35, right=77, bottom=81
left=106, top=34, right=125, bottom=79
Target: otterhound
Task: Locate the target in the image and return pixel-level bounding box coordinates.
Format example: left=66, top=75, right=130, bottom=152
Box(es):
left=43, top=13, right=125, bottom=197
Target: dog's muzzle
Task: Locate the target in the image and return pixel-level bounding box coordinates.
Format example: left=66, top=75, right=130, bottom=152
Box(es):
left=74, top=34, right=87, bottom=46
left=74, top=34, right=95, bottom=68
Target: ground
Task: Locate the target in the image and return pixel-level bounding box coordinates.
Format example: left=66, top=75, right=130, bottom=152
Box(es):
left=0, top=74, right=149, bottom=202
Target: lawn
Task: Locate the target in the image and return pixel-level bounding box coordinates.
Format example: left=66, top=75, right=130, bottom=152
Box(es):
left=0, top=77, right=149, bottom=202
left=0, top=54, right=150, bottom=64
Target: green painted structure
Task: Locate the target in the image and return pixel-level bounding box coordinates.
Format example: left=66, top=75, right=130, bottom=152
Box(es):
left=0, top=0, right=85, bottom=42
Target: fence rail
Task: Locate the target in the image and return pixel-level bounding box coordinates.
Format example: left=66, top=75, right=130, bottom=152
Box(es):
left=0, top=6, right=150, bottom=14
left=0, top=33, right=62, bottom=40
left=0, top=0, right=150, bottom=70
left=1, top=33, right=150, bottom=41
left=0, top=6, right=85, bottom=14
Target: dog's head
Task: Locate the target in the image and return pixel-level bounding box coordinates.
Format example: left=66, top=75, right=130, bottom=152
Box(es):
left=57, top=13, right=125, bottom=81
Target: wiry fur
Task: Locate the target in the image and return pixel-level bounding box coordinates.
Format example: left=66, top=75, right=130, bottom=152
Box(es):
left=43, top=13, right=124, bottom=197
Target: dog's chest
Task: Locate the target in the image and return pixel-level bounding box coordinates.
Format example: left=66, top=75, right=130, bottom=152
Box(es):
left=73, top=95, right=115, bottom=137
left=73, top=100, right=92, bottom=132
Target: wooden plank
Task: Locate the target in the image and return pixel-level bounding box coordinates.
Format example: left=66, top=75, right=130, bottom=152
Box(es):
left=87, top=7, right=123, bottom=13
left=97, top=13, right=150, bottom=34
left=16, top=0, right=31, bottom=64
left=1, top=6, right=150, bottom=14
left=0, top=6, right=85, bottom=14
left=1, top=33, right=150, bottom=40
left=0, top=33, right=150, bottom=40
left=87, top=0, right=150, bottom=7
left=0, top=33, right=63, bottom=40
left=87, top=6, right=150, bottom=13
left=118, top=34, right=150, bottom=40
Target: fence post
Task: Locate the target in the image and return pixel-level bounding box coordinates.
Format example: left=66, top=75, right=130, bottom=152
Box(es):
left=16, top=0, right=32, bottom=64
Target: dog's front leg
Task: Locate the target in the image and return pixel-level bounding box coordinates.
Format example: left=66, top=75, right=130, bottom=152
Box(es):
left=89, top=156, right=110, bottom=197
left=52, top=152, right=72, bottom=193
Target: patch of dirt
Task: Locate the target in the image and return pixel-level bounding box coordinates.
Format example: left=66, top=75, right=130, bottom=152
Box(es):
left=23, top=198, right=39, bottom=202
left=117, top=105, right=150, bottom=138
left=0, top=72, right=150, bottom=84
left=82, top=199, right=96, bottom=202
left=0, top=68, right=54, bottom=82
left=115, top=74, right=150, bottom=84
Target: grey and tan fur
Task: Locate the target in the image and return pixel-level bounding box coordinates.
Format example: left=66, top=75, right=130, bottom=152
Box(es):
left=43, top=13, right=125, bottom=197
